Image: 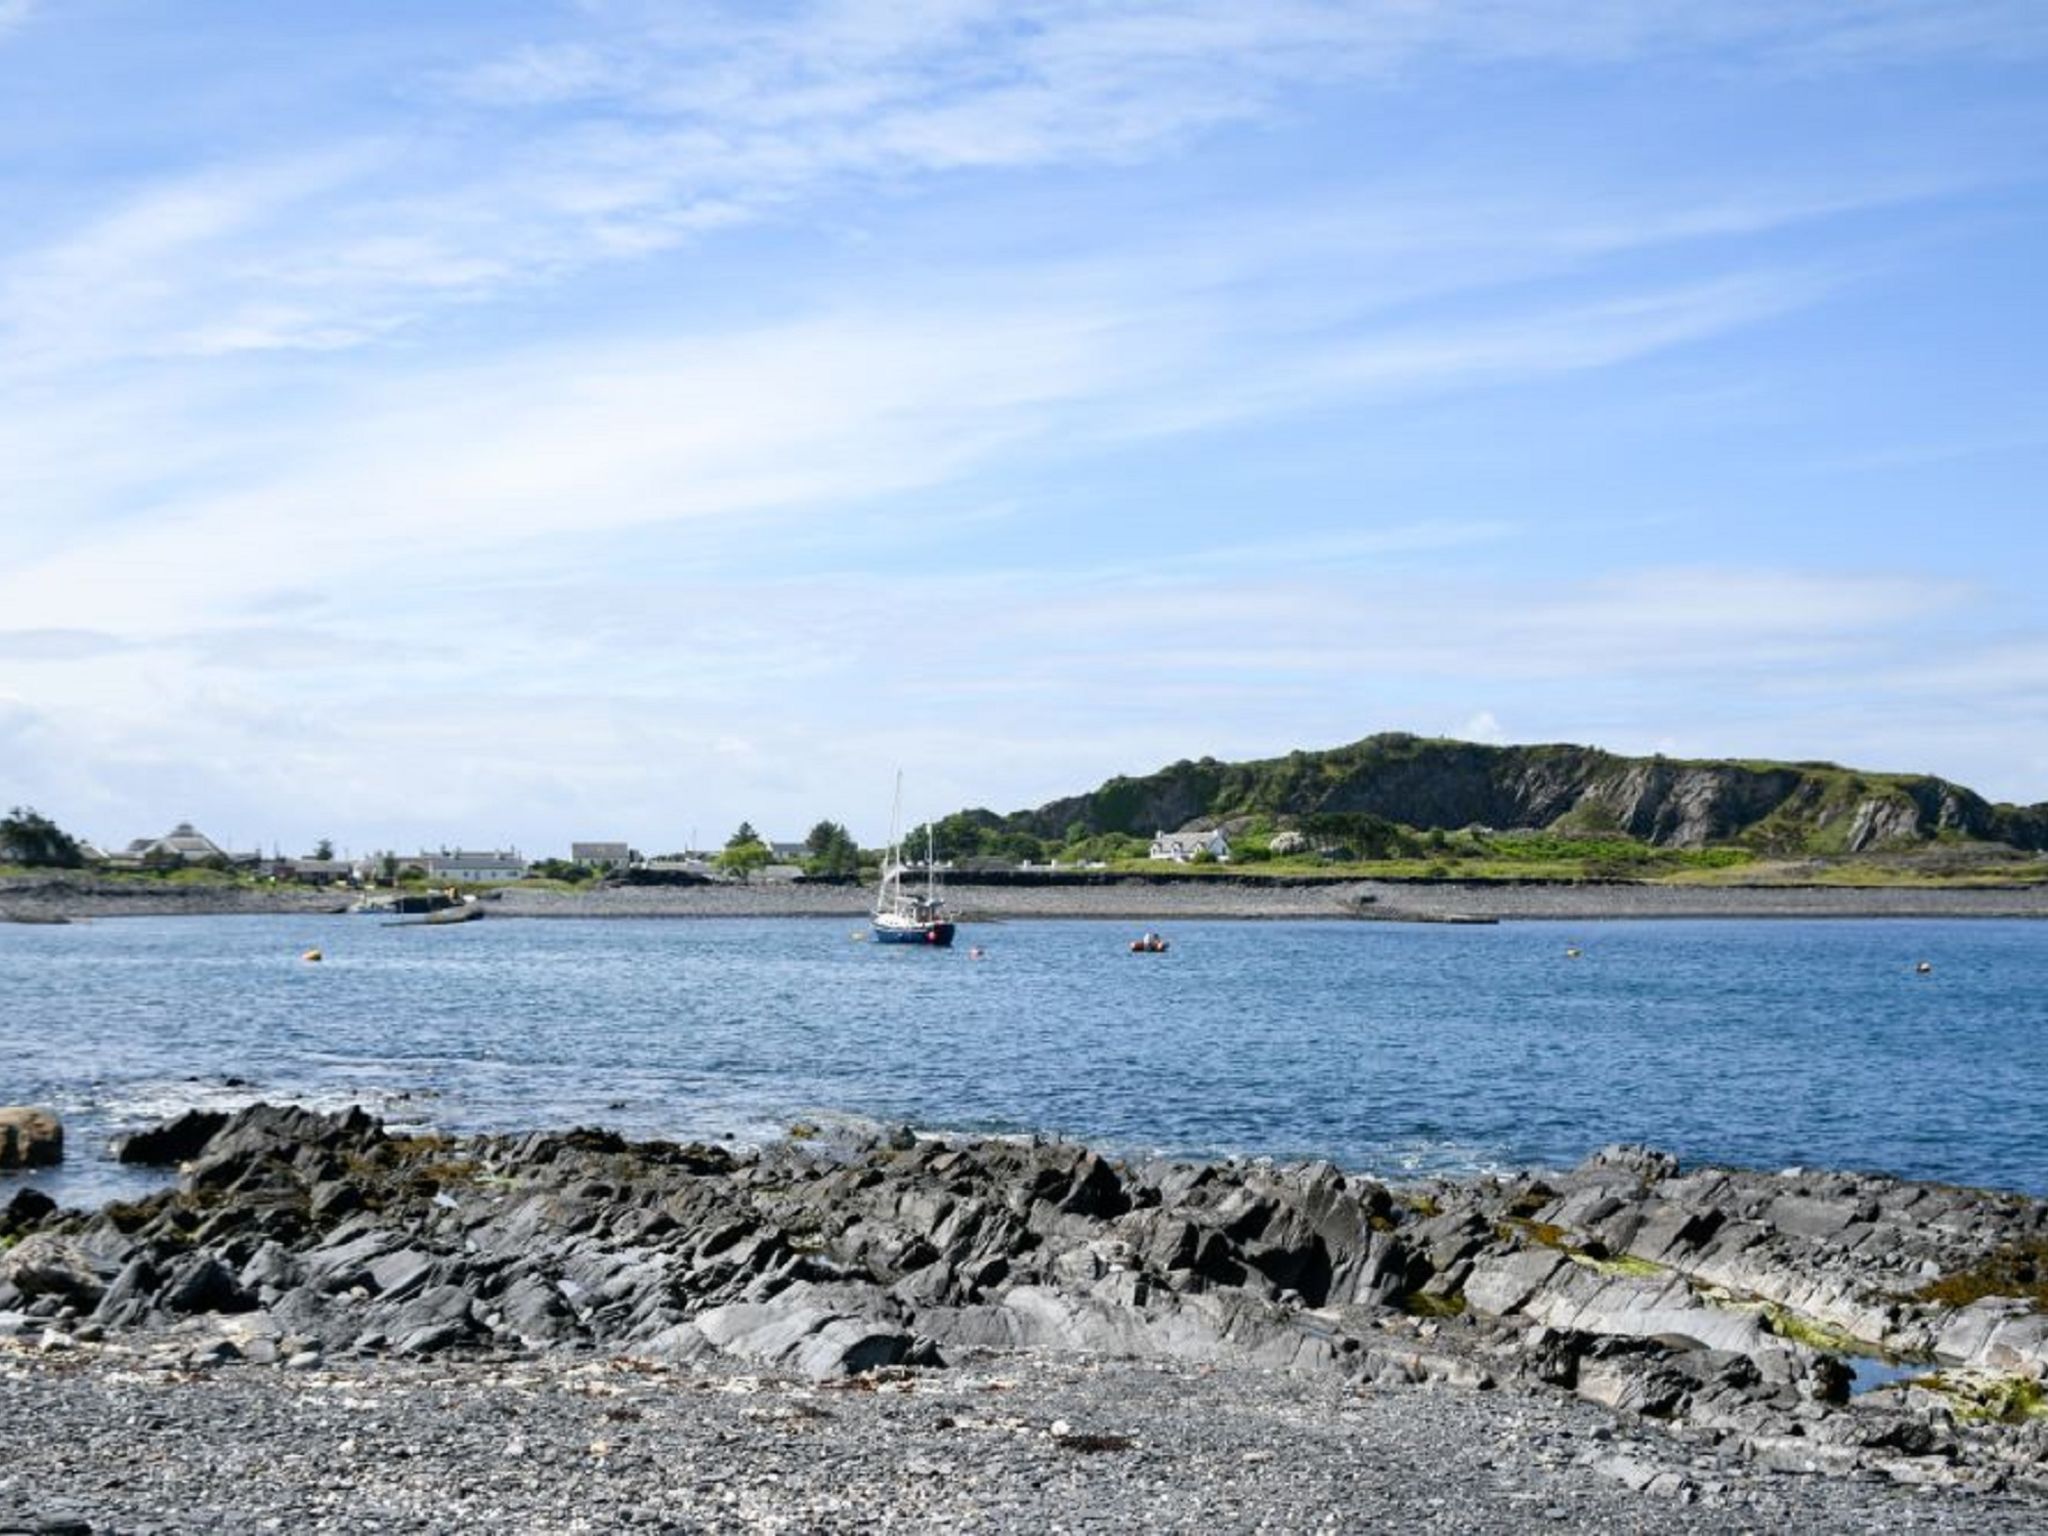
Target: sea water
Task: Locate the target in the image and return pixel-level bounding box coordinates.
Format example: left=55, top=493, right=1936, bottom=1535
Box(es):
left=2, top=914, right=2043, bottom=1205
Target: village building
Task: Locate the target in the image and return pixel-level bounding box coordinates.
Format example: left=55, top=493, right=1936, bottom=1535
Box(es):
left=415, top=849, right=528, bottom=882
left=1148, top=828, right=1232, bottom=863
left=266, top=857, right=356, bottom=886
left=103, top=821, right=259, bottom=870
left=570, top=842, right=633, bottom=868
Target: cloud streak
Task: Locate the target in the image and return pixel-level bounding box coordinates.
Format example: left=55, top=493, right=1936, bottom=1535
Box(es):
left=1, top=1, right=2040, bottom=844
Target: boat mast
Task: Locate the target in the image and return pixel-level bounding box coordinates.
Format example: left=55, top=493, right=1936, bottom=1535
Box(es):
left=884, top=771, right=903, bottom=907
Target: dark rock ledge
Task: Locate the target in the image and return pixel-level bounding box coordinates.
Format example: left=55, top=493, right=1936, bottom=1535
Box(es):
left=3, top=1104, right=2045, bottom=1496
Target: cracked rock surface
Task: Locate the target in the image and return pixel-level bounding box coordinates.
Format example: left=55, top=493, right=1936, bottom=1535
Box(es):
left=2, top=1103, right=2045, bottom=1531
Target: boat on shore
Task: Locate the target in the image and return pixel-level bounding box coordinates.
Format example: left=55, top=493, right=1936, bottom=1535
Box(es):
left=872, top=779, right=955, bottom=948
left=381, top=899, right=485, bottom=928
left=353, top=890, right=464, bottom=917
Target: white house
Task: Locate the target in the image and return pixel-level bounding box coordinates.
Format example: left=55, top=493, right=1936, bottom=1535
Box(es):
left=570, top=842, right=632, bottom=868
left=416, top=849, right=528, bottom=882
left=1148, top=828, right=1231, bottom=863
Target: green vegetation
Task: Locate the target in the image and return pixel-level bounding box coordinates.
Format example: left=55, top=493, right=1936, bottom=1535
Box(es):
left=0, top=806, right=84, bottom=868
left=1398, top=1289, right=1468, bottom=1318
left=1913, top=1238, right=2048, bottom=1312
left=1915, top=1373, right=2048, bottom=1424
left=716, top=822, right=772, bottom=883
left=528, top=859, right=602, bottom=885
left=1497, top=1214, right=1667, bottom=1279
left=872, top=732, right=2048, bottom=887
left=802, top=820, right=861, bottom=879
left=1761, top=1304, right=1868, bottom=1355
left=1499, top=1217, right=1572, bottom=1251
left=1572, top=1251, right=1667, bottom=1280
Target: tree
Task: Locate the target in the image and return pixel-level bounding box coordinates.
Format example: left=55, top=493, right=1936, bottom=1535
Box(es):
left=0, top=807, right=84, bottom=869
left=311, top=838, right=335, bottom=861
left=715, top=837, right=771, bottom=883
left=803, top=820, right=860, bottom=879
left=726, top=822, right=761, bottom=849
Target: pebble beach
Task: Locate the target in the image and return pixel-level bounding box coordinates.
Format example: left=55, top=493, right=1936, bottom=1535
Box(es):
left=4, top=1107, right=2046, bottom=1534
left=7, top=874, right=2048, bottom=924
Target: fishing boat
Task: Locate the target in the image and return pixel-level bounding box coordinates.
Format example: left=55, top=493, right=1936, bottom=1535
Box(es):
left=873, top=778, right=955, bottom=948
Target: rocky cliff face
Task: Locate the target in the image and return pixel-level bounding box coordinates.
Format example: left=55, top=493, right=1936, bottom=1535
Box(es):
left=1003, top=735, right=2048, bottom=852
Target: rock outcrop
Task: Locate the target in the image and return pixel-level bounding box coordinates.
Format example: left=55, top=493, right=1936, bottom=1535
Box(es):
left=4, top=1105, right=2045, bottom=1491
left=0, top=1107, right=62, bottom=1168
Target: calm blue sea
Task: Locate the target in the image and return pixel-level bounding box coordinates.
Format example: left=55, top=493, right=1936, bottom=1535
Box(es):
left=2, top=915, right=2044, bottom=1205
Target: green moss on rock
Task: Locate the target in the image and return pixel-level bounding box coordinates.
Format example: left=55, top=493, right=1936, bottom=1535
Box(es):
left=1914, top=1239, right=2048, bottom=1312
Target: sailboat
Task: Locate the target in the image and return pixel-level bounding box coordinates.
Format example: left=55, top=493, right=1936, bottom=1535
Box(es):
left=872, top=777, right=956, bottom=947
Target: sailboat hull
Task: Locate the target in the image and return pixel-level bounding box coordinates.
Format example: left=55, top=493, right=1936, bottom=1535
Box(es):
left=872, top=920, right=955, bottom=947
left=872, top=921, right=950, bottom=946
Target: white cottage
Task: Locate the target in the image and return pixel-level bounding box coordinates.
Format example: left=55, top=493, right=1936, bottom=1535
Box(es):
left=1148, top=828, right=1231, bottom=863
left=417, top=849, right=528, bottom=882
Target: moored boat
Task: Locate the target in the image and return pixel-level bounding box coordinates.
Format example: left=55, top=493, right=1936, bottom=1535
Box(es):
left=873, top=778, right=955, bottom=948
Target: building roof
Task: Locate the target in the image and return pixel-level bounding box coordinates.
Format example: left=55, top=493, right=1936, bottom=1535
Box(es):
left=1152, top=829, right=1228, bottom=848
left=419, top=849, right=527, bottom=870
left=128, top=822, right=232, bottom=861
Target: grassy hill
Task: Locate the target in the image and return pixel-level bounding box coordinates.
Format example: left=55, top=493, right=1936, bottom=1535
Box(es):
left=911, top=735, right=2048, bottom=883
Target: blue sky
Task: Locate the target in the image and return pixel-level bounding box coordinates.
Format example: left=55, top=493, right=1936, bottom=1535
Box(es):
left=2, top=1, right=2045, bottom=853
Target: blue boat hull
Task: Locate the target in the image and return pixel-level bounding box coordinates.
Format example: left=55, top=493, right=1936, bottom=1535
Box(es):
left=873, top=921, right=956, bottom=947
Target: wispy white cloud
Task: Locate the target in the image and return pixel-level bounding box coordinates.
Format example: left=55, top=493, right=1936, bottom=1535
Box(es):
left=11, top=552, right=2036, bottom=846
left=0, top=1, right=2016, bottom=388
left=2, top=0, right=2040, bottom=843
left=1457, top=711, right=1509, bottom=745
left=0, top=245, right=1822, bottom=643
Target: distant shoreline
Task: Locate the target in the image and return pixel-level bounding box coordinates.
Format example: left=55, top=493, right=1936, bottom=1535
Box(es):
left=6, top=873, right=2048, bottom=923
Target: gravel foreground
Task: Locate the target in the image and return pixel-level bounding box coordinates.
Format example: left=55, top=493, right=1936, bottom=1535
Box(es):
left=6, top=1105, right=2048, bottom=1534
left=3, top=1345, right=2039, bottom=1535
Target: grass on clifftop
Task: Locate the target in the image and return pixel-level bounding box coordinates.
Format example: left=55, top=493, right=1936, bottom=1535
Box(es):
left=1099, top=849, right=2042, bottom=889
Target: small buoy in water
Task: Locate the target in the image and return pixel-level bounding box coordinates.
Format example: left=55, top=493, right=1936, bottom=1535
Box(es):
left=301, top=948, right=323, bottom=963
left=1564, top=946, right=1582, bottom=959
left=969, top=946, right=985, bottom=959
left=1916, top=960, right=1933, bottom=975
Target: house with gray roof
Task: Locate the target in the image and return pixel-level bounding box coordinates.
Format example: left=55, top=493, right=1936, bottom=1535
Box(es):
left=1148, top=828, right=1231, bottom=863
left=417, top=849, right=528, bottom=882
left=107, top=821, right=258, bottom=869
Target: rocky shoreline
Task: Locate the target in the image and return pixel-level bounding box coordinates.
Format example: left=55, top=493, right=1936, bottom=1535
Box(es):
left=7, top=871, right=2048, bottom=923
left=3, top=1105, right=2044, bottom=1530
